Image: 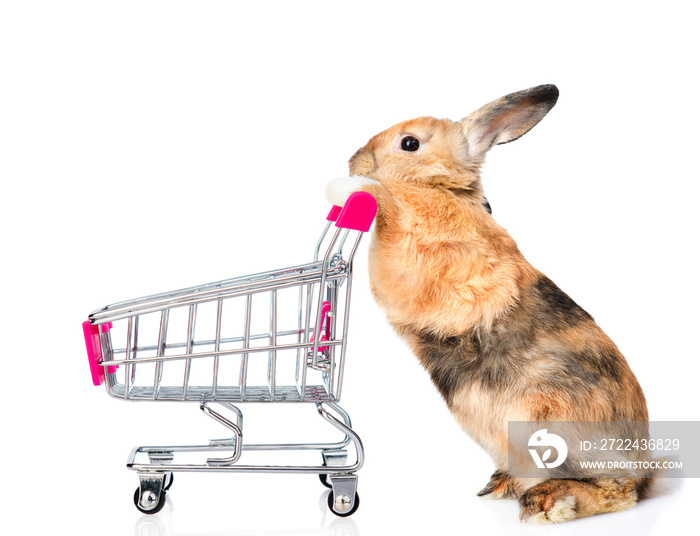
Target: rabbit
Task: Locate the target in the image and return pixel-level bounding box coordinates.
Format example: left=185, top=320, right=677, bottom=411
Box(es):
left=326, top=84, right=651, bottom=524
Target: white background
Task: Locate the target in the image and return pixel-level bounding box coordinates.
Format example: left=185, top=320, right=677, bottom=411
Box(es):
left=2, top=1, right=699, bottom=535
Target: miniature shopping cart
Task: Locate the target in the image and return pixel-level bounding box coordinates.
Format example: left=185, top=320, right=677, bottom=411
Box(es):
left=83, top=191, right=377, bottom=517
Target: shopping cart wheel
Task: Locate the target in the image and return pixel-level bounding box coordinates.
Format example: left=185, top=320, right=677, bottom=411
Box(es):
left=163, top=472, right=174, bottom=491
left=319, top=472, right=332, bottom=489
left=134, top=487, right=167, bottom=515
left=318, top=462, right=332, bottom=488
left=319, top=450, right=347, bottom=489
left=327, top=490, right=360, bottom=517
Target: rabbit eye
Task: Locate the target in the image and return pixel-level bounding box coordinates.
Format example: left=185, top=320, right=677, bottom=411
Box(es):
left=400, top=136, right=420, bottom=152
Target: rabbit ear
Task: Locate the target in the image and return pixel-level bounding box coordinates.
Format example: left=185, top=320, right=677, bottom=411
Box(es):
left=460, top=84, right=559, bottom=161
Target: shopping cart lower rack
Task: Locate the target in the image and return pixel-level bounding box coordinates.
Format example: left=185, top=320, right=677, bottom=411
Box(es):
left=83, top=192, right=377, bottom=517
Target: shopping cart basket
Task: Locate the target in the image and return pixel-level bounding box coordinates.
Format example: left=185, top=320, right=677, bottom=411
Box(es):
left=83, top=191, right=377, bottom=517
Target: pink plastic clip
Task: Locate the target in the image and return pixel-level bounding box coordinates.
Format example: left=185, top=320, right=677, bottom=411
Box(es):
left=335, top=191, right=377, bottom=232
left=83, top=320, right=116, bottom=386
left=309, top=301, right=332, bottom=351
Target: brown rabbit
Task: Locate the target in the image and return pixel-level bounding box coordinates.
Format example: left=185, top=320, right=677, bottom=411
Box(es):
left=327, top=85, right=651, bottom=524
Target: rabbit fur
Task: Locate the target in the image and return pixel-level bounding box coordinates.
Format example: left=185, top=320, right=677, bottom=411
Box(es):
left=329, top=85, right=651, bottom=524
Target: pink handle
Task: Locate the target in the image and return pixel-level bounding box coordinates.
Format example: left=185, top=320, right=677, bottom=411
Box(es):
left=83, top=320, right=116, bottom=386
left=309, top=301, right=331, bottom=351
left=326, top=205, right=342, bottom=222
left=328, top=191, right=377, bottom=232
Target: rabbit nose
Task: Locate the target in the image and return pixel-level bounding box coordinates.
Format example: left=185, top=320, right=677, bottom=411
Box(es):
left=349, top=150, right=375, bottom=176
left=348, top=148, right=362, bottom=170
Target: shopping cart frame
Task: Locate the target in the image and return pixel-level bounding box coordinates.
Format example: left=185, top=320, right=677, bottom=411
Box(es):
left=83, top=192, right=377, bottom=517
